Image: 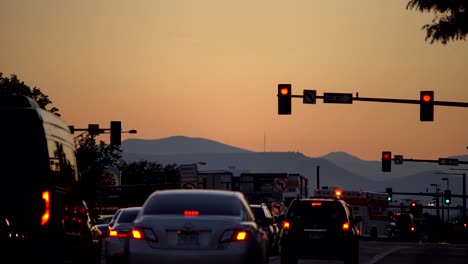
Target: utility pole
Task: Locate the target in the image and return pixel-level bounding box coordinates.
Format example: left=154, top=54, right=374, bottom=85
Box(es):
left=316, top=165, right=320, bottom=190
left=430, top=184, right=440, bottom=219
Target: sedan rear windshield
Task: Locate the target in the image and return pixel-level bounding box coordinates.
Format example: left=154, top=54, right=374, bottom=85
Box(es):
left=144, top=193, right=242, bottom=216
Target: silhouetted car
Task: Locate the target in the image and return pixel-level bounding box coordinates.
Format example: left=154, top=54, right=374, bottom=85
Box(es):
left=448, top=215, right=468, bottom=243
left=389, top=212, right=418, bottom=242
left=250, top=203, right=279, bottom=256
left=279, top=198, right=360, bottom=264
left=105, top=207, right=141, bottom=264
left=125, top=189, right=269, bottom=264
left=108, top=208, right=124, bottom=229
left=91, top=216, right=113, bottom=245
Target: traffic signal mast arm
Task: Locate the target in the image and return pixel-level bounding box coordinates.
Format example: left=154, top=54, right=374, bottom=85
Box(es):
left=293, top=94, right=468, bottom=107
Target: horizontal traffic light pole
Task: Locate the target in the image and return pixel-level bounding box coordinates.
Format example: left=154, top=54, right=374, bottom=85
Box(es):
left=292, top=94, right=468, bottom=107
left=396, top=158, right=468, bottom=165
left=388, top=205, right=462, bottom=210
left=390, top=191, right=466, bottom=198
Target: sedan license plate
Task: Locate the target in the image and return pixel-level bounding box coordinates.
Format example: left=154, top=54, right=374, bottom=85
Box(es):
left=308, top=232, right=322, bottom=240
left=177, top=231, right=199, bottom=246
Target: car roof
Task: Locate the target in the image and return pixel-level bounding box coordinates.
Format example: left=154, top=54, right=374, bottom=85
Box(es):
left=148, top=189, right=246, bottom=199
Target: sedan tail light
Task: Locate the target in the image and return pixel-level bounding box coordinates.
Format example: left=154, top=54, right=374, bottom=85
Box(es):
left=108, top=229, right=129, bottom=238
left=219, top=229, right=251, bottom=243
left=130, top=227, right=158, bottom=242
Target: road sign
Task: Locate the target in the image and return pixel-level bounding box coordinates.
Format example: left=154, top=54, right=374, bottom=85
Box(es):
left=394, top=155, right=403, bottom=165
left=438, top=158, right=459, bottom=166
left=323, top=93, right=353, bottom=104
left=88, top=124, right=100, bottom=136
left=273, top=178, right=288, bottom=192
left=271, top=202, right=284, bottom=216
left=303, top=90, right=317, bottom=104
left=182, top=182, right=196, bottom=189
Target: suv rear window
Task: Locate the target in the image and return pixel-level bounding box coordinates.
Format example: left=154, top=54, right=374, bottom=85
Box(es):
left=395, top=214, right=413, bottom=227
left=287, top=200, right=348, bottom=227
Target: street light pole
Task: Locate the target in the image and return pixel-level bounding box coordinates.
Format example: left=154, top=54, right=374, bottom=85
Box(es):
left=430, top=183, right=440, bottom=219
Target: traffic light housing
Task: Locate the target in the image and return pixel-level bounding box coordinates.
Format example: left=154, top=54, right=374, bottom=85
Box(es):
left=420, top=91, right=434, bottom=121
left=386, top=188, right=393, bottom=202
left=110, top=121, right=122, bottom=145
left=278, top=84, right=292, bottom=115
left=444, top=190, right=451, bottom=205
left=382, top=151, right=392, bottom=172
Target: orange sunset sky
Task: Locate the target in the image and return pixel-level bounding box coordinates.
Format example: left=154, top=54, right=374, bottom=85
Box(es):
left=1, top=0, right=467, bottom=161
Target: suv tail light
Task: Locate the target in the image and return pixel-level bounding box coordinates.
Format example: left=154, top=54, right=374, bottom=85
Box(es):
left=130, top=227, right=159, bottom=242
left=219, top=229, right=251, bottom=243
left=282, top=221, right=290, bottom=230
left=342, top=223, right=349, bottom=231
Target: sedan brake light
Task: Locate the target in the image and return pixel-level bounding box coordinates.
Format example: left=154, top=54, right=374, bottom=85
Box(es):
left=130, top=227, right=158, bottom=242
left=219, top=229, right=251, bottom=243
left=109, top=230, right=129, bottom=238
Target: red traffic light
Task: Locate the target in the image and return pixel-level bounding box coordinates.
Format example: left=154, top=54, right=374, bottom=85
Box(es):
left=278, top=84, right=292, bottom=115
left=422, top=94, right=432, bottom=102
left=420, top=91, right=434, bottom=121
left=382, top=151, right=392, bottom=172
left=280, top=87, right=290, bottom=95
left=411, top=202, right=416, bottom=207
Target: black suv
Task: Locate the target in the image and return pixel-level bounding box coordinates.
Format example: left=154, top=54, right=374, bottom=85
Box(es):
left=279, top=198, right=360, bottom=264
left=250, top=203, right=280, bottom=255
left=388, top=212, right=418, bottom=242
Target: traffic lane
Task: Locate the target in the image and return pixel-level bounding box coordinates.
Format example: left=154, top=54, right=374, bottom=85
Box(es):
left=269, top=241, right=460, bottom=264
left=372, top=242, right=468, bottom=264
left=270, top=240, right=405, bottom=264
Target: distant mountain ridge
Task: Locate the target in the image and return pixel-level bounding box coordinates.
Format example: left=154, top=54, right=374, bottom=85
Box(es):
left=121, top=136, right=468, bottom=206
left=122, top=136, right=254, bottom=155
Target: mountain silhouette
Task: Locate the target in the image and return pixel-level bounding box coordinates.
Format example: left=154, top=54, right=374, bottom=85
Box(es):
left=121, top=136, right=468, bottom=203
left=122, top=136, right=254, bottom=155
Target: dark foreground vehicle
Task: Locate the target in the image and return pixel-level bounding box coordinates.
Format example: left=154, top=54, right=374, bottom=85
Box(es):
left=389, top=212, right=418, bottom=242
left=279, top=198, right=360, bottom=264
left=0, top=95, right=95, bottom=263
left=250, top=203, right=280, bottom=256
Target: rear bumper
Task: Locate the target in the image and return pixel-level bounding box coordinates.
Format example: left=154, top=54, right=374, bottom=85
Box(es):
left=127, top=240, right=259, bottom=264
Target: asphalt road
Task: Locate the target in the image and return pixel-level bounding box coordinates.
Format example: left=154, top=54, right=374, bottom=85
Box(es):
left=269, top=241, right=468, bottom=264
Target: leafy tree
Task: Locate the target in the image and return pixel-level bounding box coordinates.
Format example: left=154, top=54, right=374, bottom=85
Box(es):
left=0, top=72, right=60, bottom=115
left=406, top=0, right=468, bottom=44
left=118, top=160, right=179, bottom=206
left=75, top=135, right=124, bottom=212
